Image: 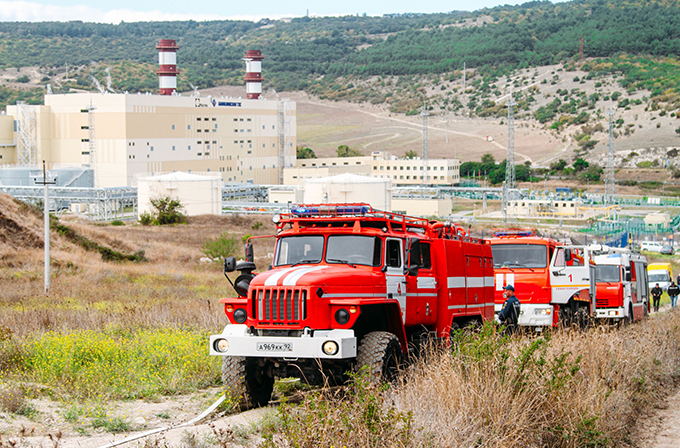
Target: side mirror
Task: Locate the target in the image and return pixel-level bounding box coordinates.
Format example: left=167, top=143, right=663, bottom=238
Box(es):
left=245, top=242, right=254, bottom=263
left=625, top=272, right=631, bottom=282
left=565, top=249, right=572, bottom=262
left=224, top=257, right=237, bottom=273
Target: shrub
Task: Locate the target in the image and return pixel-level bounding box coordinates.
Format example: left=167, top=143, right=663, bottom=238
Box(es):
left=202, top=232, right=239, bottom=259
left=150, top=197, right=186, bottom=225
left=251, top=222, right=264, bottom=230
left=110, top=220, right=124, bottom=226
left=139, top=211, right=153, bottom=226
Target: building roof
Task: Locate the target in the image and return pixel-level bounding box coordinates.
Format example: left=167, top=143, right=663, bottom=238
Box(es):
left=138, top=172, right=221, bottom=182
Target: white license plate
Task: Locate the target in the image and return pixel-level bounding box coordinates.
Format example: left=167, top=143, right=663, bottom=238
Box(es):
left=257, top=342, right=293, bottom=352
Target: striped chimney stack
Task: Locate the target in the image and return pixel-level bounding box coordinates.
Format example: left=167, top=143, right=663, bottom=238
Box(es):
left=243, top=50, right=264, bottom=99
left=156, top=39, right=180, bottom=95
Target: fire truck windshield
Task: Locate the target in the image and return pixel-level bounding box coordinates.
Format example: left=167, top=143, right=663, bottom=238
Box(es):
left=491, top=244, right=547, bottom=268
left=275, top=236, right=324, bottom=266
left=595, top=265, right=620, bottom=282
left=326, top=235, right=382, bottom=267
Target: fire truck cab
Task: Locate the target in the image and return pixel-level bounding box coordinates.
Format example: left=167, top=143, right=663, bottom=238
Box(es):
left=210, top=204, right=495, bottom=407
left=489, top=229, right=592, bottom=329
left=590, top=245, right=649, bottom=323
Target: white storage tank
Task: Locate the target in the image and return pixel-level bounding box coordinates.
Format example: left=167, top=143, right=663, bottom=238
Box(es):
left=303, top=173, right=391, bottom=211
left=137, top=172, right=222, bottom=218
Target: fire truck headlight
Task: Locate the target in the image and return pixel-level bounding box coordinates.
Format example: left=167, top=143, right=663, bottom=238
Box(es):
left=534, top=308, right=552, bottom=315
left=335, top=308, right=350, bottom=325
left=608, top=310, right=617, bottom=316
left=322, top=340, right=339, bottom=356
left=233, top=308, right=247, bottom=324
left=272, top=214, right=281, bottom=224
left=214, top=338, right=230, bottom=353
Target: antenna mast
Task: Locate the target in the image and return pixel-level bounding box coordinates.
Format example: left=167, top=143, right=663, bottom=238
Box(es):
left=605, top=103, right=616, bottom=204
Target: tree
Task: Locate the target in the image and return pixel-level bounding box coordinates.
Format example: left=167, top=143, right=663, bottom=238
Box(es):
left=147, top=196, right=186, bottom=225
left=573, top=158, right=589, bottom=172
left=404, top=149, right=418, bottom=159
left=582, top=163, right=603, bottom=182
left=337, top=145, right=363, bottom=157
left=481, top=153, right=495, bottom=164
left=296, top=146, right=316, bottom=159
left=550, top=159, right=567, bottom=171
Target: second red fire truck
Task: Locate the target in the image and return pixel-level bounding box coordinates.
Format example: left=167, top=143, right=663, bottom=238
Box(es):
left=489, top=229, right=593, bottom=330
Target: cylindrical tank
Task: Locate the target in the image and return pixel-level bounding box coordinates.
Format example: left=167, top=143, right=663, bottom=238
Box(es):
left=243, top=50, right=264, bottom=99
left=156, top=39, right=180, bottom=95
left=303, top=173, right=392, bottom=211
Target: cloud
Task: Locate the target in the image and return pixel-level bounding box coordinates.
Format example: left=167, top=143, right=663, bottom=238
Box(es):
left=0, top=1, right=295, bottom=23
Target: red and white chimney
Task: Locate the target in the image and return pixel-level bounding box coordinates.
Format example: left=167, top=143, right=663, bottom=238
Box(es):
left=243, top=50, right=264, bottom=99
left=156, top=39, right=180, bottom=95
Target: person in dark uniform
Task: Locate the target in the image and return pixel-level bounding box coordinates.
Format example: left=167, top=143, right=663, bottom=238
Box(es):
left=668, top=281, right=679, bottom=309
left=651, top=283, right=663, bottom=313
left=498, top=284, right=521, bottom=333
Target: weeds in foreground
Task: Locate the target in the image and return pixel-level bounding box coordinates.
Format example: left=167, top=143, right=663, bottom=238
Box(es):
left=261, top=370, right=414, bottom=448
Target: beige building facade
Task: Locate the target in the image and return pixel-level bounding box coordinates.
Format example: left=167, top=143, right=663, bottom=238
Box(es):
left=285, top=151, right=460, bottom=186
left=2, top=93, right=296, bottom=187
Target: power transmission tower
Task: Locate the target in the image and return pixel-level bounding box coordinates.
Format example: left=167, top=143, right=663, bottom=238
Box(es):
left=605, top=104, right=616, bottom=204
left=421, top=103, right=429, bottom=183
left=17, top=102, right=37, bottom=167
left=502, top=93, right=517, bottom=224
left=277, top=97, right=291, bottom=185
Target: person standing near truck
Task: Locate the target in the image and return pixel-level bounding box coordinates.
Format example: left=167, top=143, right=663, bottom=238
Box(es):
left=668, top=281, right=679, bottom=309
left=651, top=283, right=663, bottom=312
left=498, top=284, right=521, bottom=333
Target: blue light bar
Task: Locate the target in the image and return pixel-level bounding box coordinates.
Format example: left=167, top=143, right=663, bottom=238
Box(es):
left=291, top=205, right=371, bottom=217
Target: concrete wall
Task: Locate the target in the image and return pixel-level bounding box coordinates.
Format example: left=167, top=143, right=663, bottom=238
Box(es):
left=137, top=172, right=222, bottom=218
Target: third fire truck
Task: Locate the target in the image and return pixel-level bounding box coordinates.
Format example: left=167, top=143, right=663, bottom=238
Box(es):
left=489, top=229, right=593, bottom=330
left=589, top=245, right=649, bottom=323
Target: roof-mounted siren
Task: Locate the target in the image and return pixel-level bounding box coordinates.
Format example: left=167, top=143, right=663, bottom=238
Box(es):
left=156, top=39, right=180, bottom=95
left=243, top=50, right=264, bottom=99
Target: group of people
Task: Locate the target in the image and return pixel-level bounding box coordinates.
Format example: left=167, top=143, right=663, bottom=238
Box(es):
left=651, top=276, right=680, bottom=312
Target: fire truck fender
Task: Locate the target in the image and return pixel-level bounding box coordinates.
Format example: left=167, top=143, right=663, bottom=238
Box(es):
left=383, top=303, right=408, bottom=353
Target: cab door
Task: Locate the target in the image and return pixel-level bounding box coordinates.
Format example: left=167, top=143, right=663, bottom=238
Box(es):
left=404, top=240, right=437, bottom=326
left=550, top=246, right=591, bottom=305
left=385, top=238, right=407, bottom=323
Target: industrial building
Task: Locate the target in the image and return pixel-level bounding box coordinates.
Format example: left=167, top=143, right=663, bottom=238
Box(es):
left=0, top=43, right=296, bottom=188
left=285, top=150, right=460, bottom=186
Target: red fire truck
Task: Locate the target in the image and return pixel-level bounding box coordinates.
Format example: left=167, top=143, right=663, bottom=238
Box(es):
left=489, top=229, right=592, bottom=330
left=590, top=245, right=649, bottom=323
left=210, top=204, right=495, bottom=407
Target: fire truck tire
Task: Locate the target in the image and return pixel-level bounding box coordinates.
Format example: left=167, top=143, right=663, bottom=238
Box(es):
left=355, top=331, right=401, bottom=383
left=643, top=301, right=649, bottom=318
left=625, top=304, right=633, bottom=325
left=221, top=356, right=274, bottom=409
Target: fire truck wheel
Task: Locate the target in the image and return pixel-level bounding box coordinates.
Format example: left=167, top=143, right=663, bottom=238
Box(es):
left=643, top=301, right=649, bottom=318
left=221, top=356, right=274, bottom=409
left=355, top=331, right=401, bottom=383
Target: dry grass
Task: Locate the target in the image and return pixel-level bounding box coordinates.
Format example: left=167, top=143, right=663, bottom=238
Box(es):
left=275, top=314, right=680, bottom=448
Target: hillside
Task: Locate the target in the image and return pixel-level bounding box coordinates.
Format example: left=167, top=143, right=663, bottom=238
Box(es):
left=2, top=0, right=680, bottom=179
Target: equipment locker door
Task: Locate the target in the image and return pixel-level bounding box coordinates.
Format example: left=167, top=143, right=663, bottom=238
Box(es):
left=385, top=238, right=407, bottom=323
left=549, top=246, right=590, bottom=304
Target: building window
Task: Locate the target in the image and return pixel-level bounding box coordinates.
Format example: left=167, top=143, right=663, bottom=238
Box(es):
left=197, top=118, right=202, bottom=121
left=150, top=147, right=154, bottom=151
left=233, top=118, right=238, bottom=121
left=263, top=144, right=265, bottom=148
left=188, top=125, right=191, bottom=130
left=197, top=129, right=201, bottom=133
left=400, top=166, right=404, bottom=170
left=387, top=166, right=390, bottom=170
left=212, top=118, right=216, bottom=121
left=373, top=166, right=377, bottom=170
left=198, top=152, right=202, bottom=156
left=188, top=145, right=191, bottom=150
left=172, top=125, right=175, bottom=130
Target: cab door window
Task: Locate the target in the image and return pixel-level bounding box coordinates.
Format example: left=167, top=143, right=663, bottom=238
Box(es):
left=386, top=239, right=402, bottom=268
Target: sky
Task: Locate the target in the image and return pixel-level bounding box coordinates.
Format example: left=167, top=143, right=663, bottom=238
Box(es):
left=0, top=0, right=565, bottom=23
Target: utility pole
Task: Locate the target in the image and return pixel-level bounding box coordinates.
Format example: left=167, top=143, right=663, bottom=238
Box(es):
left=35, top=161, right=56, bottom=294
left=421, top=102, right=430, bottom=183
left=502, top=92, right=517, bottom=224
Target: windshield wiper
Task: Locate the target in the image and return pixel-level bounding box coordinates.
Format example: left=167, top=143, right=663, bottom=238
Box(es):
left=503, top=262, right=534, bottom=272
left=291, top=259, right=318, bottom=267
left=327, top=258, right=356, bottom=268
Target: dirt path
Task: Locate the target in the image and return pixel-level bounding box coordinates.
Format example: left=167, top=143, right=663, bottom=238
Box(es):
left=637, top=387, right=680, bottom=448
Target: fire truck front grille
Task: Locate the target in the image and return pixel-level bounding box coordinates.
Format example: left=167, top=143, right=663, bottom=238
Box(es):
left=252, top=287, right=307, bottom=324
left=596, top=296, right=614, bottom=308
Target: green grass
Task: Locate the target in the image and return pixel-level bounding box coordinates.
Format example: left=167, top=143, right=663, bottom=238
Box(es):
left=11, top=327, right=221, bottom=401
